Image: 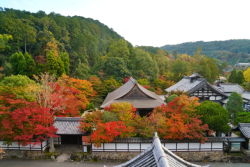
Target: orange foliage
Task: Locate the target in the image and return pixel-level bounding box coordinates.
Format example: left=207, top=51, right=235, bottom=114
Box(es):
left=0, top=147, right=4, bottom=159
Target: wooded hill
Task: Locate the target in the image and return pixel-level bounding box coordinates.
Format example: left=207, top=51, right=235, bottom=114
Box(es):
left=161, top=40, right=250, bottom=66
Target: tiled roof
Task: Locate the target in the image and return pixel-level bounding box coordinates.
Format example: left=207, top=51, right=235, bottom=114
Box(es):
left=111, top=137, right=226, bottom=143
left=100, top=77, right=165, bottom=109
left=53, top=117, right=84, bottom=135
left=217, top=83, right=245, bottom=94
left=165, top=77, right=205, bottom=93
left=166, top=74, right=227, bottom=97
left=232, top=123, right=250, bottom=138
left=114, top=132, right=208, bottom=167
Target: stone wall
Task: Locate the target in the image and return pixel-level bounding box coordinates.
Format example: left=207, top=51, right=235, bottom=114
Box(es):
left=3, top=150, right=59, bottom=160
left=89, top=151, right=250, bottom=163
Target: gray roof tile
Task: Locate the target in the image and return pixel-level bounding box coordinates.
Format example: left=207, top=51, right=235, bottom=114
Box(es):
left=53, top=117, right=84, bottom=135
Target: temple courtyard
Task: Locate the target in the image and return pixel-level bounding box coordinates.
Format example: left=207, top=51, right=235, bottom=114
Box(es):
left=1, top=159, right=250, bottom=167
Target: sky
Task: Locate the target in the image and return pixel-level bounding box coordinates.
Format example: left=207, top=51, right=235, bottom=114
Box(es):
left=1, top=0, right=250, bottom=47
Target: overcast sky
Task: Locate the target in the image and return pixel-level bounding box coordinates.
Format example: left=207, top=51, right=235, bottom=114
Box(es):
left=1, top=0, right=250, bottom=47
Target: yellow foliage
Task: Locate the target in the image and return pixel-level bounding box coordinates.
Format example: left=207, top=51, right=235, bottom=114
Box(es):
left=45, top=41, right=59, bottom=57
left=243, top=67, right=250, bottom=82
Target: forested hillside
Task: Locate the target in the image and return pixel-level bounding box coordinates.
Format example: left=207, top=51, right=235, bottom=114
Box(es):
left=161, top=40, right=250, bottom=65
left=0, top=7, right=224, bottom=103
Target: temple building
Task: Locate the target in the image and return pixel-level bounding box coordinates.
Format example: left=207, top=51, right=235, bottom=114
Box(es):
left=232, top=123, right=250, bottom=150
left=165, top=73, right=228, bottom=104
left=100, top=77, right=165, bottom=117
left=115, top=132, right=209, bottom=167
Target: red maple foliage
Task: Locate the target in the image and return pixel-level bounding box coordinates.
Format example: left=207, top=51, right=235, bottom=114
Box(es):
left=84, top=121, right=133, bottom=147
left=123, top=77, right=130, bottom=83
left=152, top=95, right=212, bottom=143
left=0, top=94, right=57, bottom=146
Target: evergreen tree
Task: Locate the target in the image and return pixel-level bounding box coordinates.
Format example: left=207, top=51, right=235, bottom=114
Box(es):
left=60, top=52, right=70, bottom=75
left=57, top=56, right=65, bottom=77
left=9, top=52, right=19, bottom=75
left=228, top=67, right=237, bottom=83
left=24, top=52, right=35, bottom=78
left=226, top=92, right=245, bottom=122
left=236, top=70, right=244, bottom=85
left=17, top=52, right=26, bottom=75
left=73, top=59, right=89, bottom=79
left=46, top=51, right=59, bottom=75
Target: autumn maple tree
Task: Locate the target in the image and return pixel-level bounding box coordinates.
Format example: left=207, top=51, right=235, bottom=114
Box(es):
left=79, top=102, right=136, bottom=147
left=0, top=93, right=58, bottom=146
left=152, top=95, right=212, bottom=143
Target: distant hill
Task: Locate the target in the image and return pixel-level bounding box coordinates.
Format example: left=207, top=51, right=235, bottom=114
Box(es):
left=161, top=40, right=250, bottom=65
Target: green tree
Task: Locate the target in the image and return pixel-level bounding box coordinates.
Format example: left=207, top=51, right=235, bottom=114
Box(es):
left=10, top=52, right=19, bottom=75
left=167, top=94, right=178, bottom=103
left=130, top=48, right=159, bottom=80
left=24, top=52, right=35, bottom=78
left=0, top=75, right=35, bottom=87
left=100, top=78, right=122, bottom=98
left=236, top=70, right=244, bottom=85
left=228, top=67, right=237, bottom=83
left=17, top=52, right=27, bottom=75
left=102, top=57, right=131, bottom=80
left=171, top=59, right=188, bottom=82
left=234, top=112, right=250, bottom=124
left=73, top=59, right=89, bottom=79
left=46, top=51, right=65, bottom=77
left=226, top=92, right=245, bottom=121
left=197, top=101, right=231, bottom=136
left=106, top=39, right=130, bottom=60
left=60, top=52, right=70, bottom=75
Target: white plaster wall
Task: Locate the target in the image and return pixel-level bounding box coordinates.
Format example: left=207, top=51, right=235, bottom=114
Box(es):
left=92, top=143, right=104, bottom=151
left=104, top=143, right=116, bottom=151
left=141, top=143, right=151, bottom=150
left=116, top=143, right=127, bottom=151
left=177, top=143, right=188, bottom=151
left=201, top=142, right=211, bottom=151
left=129, top=143, right=140, bottom=151
left=212, top=142, right=223, bottom=150
left=164, top=143, right=176, bottom=150
left=189, top=143, right=200, bottom=151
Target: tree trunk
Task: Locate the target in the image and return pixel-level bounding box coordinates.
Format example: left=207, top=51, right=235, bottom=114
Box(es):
left=216, top=130, right=221, bottom=137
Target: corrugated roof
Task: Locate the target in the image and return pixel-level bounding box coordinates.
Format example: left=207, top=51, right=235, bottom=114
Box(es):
left=101, top=77, right=165, bottom=109
left=114, top=132, right=208, bottom=167
left=53, top=117, right=84, bottom=135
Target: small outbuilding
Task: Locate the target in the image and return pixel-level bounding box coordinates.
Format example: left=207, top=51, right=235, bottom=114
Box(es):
left=100, top=77, right=165, bottom=117
left=232, top=123, right=250, bottom=150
